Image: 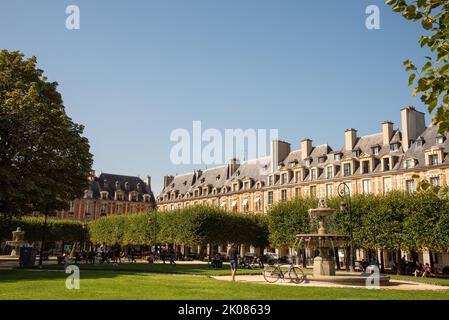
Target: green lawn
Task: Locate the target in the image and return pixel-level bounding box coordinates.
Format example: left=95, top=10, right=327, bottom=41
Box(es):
left=1, top=269, right=449, bottom=300
left=34, top=262, right=264, bottom=276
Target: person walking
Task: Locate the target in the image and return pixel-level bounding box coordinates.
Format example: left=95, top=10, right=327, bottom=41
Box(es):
left=228, top=243, right=239, bottom=282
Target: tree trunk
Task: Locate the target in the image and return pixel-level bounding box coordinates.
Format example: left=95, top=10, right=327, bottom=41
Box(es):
left=429, top=250, right=435, bottom=273
left=39, top=212, right=48, bottom=268
left=334, top=247, right=340, bottom=270
left=380, top=250, right=385, bottom=273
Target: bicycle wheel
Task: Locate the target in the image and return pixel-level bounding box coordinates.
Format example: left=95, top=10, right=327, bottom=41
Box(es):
left=263, top=266, right=281, bottom=283
left=288, top=266, right=306, bottom=284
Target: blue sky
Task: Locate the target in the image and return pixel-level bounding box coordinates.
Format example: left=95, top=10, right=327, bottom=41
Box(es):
left=0, top=0, right=429, bottom=193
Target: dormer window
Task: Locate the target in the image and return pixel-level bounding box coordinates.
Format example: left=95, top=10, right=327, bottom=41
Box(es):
left=334, top=153, right=341, bottom=161
left=143, top=194, right=151, bottom=203
left=281, top=173, right=288, bottom=184
left=436, top=135, right=445, bottom=145
left=100, top=191, right=108, bottom=200
left=310, top=168, right=317, bottom=180
left=318, top=156, right=326, bottom=164
left=305, top=159, right=311, bottom=167
left=390, top=143, right=398, bottom=151
left=326, top=166, right=333, bottom=179
left=183, top=181, right=187, bottom=186
left=372, top=146, right=380, bottom=155
left=405, top=159, right=415, bottom=169
left=115, top=191, right=124, bottom=201
left=201, top=177, right=205, bottom=183
left=216, top=175, right=221, bottom=181
left=416, top=138, right=424, bottom=147
left=351, top=150, right=360, bottom=158
left=84, top=190, right=93, bottom=199
left=343, top=163, right=351, bottom=177
left=429, top=154, right=439, bottom=166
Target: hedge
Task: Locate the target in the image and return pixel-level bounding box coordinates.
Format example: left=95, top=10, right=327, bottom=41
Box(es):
left=267, top=191, right=449, bottom=252
left=88, top=205, right=269, bottom=247
left=0, top=216, right=84, bottom=243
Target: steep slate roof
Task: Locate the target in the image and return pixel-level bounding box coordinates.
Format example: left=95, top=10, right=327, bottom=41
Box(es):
left=88, top=173, right=155, bottom=203
left=159, top=118, right=449, bottom=200
left=402, top=125, right=449, bottom=167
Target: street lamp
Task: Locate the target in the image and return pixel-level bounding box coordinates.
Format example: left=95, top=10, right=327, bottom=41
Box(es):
left=82, top=223, right=87, bottom=252
left=337, top=182, right=354, bottom=272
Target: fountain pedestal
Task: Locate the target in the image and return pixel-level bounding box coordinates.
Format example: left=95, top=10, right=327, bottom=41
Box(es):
left=313, top=256, right=335, bottom=276
left=5, top=227, right=27, bottom=257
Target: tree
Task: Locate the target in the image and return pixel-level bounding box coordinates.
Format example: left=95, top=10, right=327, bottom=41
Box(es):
left=387, top=0, right=449, bottom=133
left=0, top=50, right=93, bottom=217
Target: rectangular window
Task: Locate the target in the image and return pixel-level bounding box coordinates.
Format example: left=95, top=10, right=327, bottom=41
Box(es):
left=430, top=177, right=441, bottom=186
left=390, top=144, right=398, bottom=151
left=294, top=171, right=301, bottom=183
left=405, top=159, right=414, bottom=169
left=343, top=163, right=351, bottom=176
left=362, top=179, right=372, bottom=194
left=268, top=176, right=273, bottom=186
left=268, top=191, right=274, bottom=205
left=310, top=186, right=317, bottom=198
left=383, top=177, right=392, bottom=194
left=282, top=173, right=288, bottom=184
left=326, top=166, right=333, bottom=179
left=406, top=180, right=416, bottom=193
left=430, top=154, right=439, bottom=166
left=362, top=161, right=370, bottom=174
left=334, top=154, right=341, bottom=161
left=311, top=169, right=316, bottom=180
left=326, top=184, right=333, bottom=198
left=295, top=187, right=301, bottom=197
left=383, top=158, right=390, bottom=171
left=281, top=190, right=287, bottom=201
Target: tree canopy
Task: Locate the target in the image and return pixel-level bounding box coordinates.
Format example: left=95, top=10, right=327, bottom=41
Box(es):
left=387, top=0, right=449, bottom=133
left=0, top=50, right=93, bottom=217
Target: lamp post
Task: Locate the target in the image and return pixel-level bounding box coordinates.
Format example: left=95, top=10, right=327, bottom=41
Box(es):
left=338, top=182, right=354, bottom=272
left=82, top=223, right=87, bottom=252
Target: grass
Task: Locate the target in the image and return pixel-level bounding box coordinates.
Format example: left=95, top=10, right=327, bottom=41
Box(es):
left=1, top=269, right=449, bottom=300
left=32, top=262, right=264, bottom=276
left=389, top=274, right=449, bottom=287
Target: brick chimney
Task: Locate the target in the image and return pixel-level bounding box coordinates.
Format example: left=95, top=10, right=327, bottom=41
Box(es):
left=401, top=106, right=426, bottom=152
left=270, top=140, right=291, bottom=173
left=301, top=138, right=312, bottom=160
left=382, top=121, right=394, bottom=146
left=345, top=128, right=357, bottom=151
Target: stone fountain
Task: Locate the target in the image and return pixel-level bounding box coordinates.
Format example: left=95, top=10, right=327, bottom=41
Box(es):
left=297, top=199, right=349, bottom=277
left=5, top=227, right=28, bottom=257
left=296, top=199, right=390, bottom=285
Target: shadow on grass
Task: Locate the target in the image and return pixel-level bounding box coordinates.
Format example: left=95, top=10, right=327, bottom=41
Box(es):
left=0, top=269, right=131, bottom=283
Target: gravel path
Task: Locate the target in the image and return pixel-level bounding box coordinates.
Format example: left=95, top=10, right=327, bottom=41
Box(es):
left=211, top=275, right=449, bottom=291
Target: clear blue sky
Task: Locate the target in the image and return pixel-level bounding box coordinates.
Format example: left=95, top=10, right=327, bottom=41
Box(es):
left=0, top=0, right=429, bottom=194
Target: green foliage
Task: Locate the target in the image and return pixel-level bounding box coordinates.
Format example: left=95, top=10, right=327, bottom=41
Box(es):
left=267, top=191, right=449, bottom=252
left=267, top=197, right=316, bottom=248
left=88, top=206, right=269, bottom=247
left=0, top=217, right=83, bottom=242
left=387, top=0, right=449, bottom=133
left=0, top=50, right=93, bottom=217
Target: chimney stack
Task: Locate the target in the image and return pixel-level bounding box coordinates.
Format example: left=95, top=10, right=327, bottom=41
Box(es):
left=163, top=175, right=174, bottom=188
left=270, top=140, right=291, bottom=173
left=145, top=176, right=152, bottom=190
left=227, top=158, right=240, bottom=178
left=382, top=121, right=394, bottom=145
left=301, top=139, right=312, bottom=160
left=345, top=128, right=357, bottom=151
left=401, top=106, right=426, bottom=152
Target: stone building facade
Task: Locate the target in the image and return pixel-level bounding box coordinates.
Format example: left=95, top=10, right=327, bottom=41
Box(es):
left=157, top=107, right=449, bottom=269
left=56, top=172, right=156, bottom=221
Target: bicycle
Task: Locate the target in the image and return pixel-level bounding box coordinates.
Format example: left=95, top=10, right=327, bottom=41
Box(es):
left=263, top=261, right=305, bottom=284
